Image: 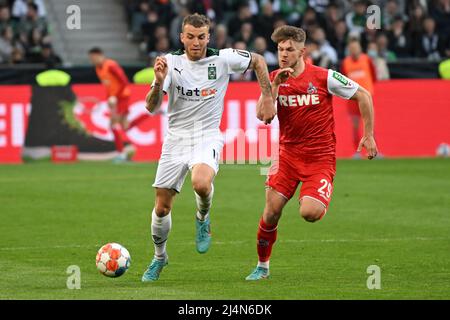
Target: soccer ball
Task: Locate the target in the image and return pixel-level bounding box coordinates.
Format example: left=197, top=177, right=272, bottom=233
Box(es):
left=96, top=243, right=131, bottom=277
left=436, top=143, right=450, bottom=157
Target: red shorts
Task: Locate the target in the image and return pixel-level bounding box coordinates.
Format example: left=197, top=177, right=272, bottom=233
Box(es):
left=116, top=97, right=130, bottom=116
left=265, top=150, right=336, bottom=208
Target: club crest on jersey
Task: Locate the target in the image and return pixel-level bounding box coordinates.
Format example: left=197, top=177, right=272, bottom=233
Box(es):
left=307, top=82, right=318, bottom=94
left=208, top=64, right=217, bottom=80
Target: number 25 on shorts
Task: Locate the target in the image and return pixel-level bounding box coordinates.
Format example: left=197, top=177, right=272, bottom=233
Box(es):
left=317, top=179, right=332, bottom=199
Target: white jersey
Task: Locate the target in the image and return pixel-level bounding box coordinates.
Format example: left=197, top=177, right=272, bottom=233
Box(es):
left=152, top=48, right=252, bottom=142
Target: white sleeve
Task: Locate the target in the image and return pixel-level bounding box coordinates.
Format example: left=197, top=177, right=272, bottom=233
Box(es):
left=220, top=48, right=252, bottom=74
left=327, top=69, right=359, bottom=99
left=151, top=54, right=172, bottom=94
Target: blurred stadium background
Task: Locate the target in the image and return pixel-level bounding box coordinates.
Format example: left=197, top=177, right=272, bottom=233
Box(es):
left=0, top=0, right=449, bottom=162
left=0, top=0, right=449, bottom=300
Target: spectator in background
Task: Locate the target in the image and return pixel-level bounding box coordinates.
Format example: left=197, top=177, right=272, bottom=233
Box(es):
left=383, top=0, right=408, bottom=31
left=210, top=24, right=232, bottom=50
left=253, top=36, right=277, bottom=67
left=130, top=1, right=150, bottom=39
left=272, top=0, right=307, bottom=24
left=430, top=0, right=450, bottom=37
left=324, top=4, right=342, bottom=42
left=233, top=22, right=255, bottom=50
left=148, top=25, right=170, bottom=53
left=140, top=7, right=159, bottom=52
left=345, top=0, right=367, bottom=35
left=415, top=16, right=445, bottom=60
left=367, top=41, right=390, bottom=80
left=230, top=41, right=253, bottom=81
left=25, top=27, right=43, bottom=62
left=407, top=4, right=426, bottom=40
left=169, top=6, right=190, bottom=50
left=341, top=38, right=377, bottom=159
left=300, top=6, right=321, bottom=34
left=0, top=25, right=13, bottom=63
left=329, top=19, right=348, bottom=60
left=18, top=2, right=47, bottom=37
left=0, top=4, right=15, bottom=35
left=41, top=43, right=61, bottom=67
left=12, top=0, right=46, bottom=19
left=305, top=39, right=333, bottom=68
left=388, top=15, right=411, bottom=58
left=308, top=0, right=332, bottom=16
left=11, top=46, right=24, bottom=63
left=310, top=27, right=338, bottom=67
left=376, top=33, right=397, bottom=61
left=254, top=1, right=279, bottom=51
left=149, top=35, right=170, bottom=62
left=227, top=3, right=253, bottom=40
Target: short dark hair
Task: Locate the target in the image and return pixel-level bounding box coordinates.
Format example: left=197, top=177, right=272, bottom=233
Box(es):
left=271, top=25, right=306, bottom=44
left=182, top=13, right=210, bottom=31
left=88, top=47, right=103, bottom=55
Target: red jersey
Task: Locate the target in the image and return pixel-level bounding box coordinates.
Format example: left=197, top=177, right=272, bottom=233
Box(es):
left=270, top=63, right=359, bottom=158
left=95, top=59, right=131, bottom=99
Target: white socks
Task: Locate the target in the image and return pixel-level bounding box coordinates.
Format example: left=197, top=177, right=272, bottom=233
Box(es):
left=195, top=184, right=214, bottom=221
left=257, top=261, right=270, bottom=269
left=151, top=208, right=171, bottom=260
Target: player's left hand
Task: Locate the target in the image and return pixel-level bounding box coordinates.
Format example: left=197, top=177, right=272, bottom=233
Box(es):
left=357, top=135, right=378, bottom=160
left=273, top=68, right=294, bottom=86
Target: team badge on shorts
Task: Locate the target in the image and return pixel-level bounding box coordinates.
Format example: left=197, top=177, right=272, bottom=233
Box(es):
left=208, top=64, right=217, bottom=80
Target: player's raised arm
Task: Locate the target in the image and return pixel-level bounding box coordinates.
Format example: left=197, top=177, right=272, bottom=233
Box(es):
left=249, top=53, right=276, bottom=125
left=145, top=56, right=168, bottom=113
left=350, top=86, right=378, bottom=159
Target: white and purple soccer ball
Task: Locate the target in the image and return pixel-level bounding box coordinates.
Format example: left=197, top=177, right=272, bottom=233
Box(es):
left=436, top=143, right=450, bottom=158
left=96, top=243, right=131, bottom=277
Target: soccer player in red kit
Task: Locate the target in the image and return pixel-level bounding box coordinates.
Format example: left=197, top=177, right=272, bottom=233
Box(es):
left=245, top=26, right=378, bottom=280
left=88, top=47, right=143, bottom=162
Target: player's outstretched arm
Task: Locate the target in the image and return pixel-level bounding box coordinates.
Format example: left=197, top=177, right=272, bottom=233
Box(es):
left=350, top=86, right=378, bottom=159
left=250, top=53, right=276, bottom=124
left=145, top=56, right=168, bottom=113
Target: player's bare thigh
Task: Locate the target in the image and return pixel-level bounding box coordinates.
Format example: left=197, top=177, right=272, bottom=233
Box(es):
left=299, top=197, right=326, bottom=223
left=154, top=188, right=177, bottom=217
left=191, top=163, right=215, bottom=197
left=263, top=188, right=288, bottom=225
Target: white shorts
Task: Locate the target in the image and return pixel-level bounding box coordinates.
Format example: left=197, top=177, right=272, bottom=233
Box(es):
left=152, top=136, right=224, bottom=193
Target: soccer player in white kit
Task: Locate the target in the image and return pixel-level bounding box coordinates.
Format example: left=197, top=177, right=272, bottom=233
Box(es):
left=141, top=13, right=276, bottom=282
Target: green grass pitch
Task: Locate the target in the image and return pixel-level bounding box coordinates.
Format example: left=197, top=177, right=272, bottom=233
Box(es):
left=0, top=158, right=449, bottom=299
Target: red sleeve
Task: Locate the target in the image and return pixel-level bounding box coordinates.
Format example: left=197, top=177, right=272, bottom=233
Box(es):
left=269, top=70, right=278, bottom=82
left=108, top=63, right=129, bottom=95
left=368, top=58, right=377, bottom=82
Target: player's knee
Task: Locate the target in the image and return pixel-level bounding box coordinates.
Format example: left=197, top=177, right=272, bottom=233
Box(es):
left=192, top=180, right=211, bottom=198
left=263, top=207, right=282, bottom=224
left=300, top=207, right=324, bottom=223
left=154, top=203, right=171, bottom=217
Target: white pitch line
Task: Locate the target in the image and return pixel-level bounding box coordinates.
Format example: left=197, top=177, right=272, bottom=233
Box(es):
left=0, top=237, right=448, bottom=251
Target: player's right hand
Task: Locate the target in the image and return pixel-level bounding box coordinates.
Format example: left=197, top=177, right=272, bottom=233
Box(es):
left=154, top=56, right=168, bottom=84
left=273, top=68, right=294, bottom=85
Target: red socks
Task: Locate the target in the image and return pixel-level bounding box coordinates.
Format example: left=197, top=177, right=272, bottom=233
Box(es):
left=111, top=124, right=124, bottom=152
left=257, top=217, right=277, bottom=263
